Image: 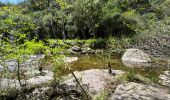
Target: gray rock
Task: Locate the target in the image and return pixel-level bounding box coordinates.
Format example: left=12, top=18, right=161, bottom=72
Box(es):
left=0, top=70, right=53, bottom=89
left=159, top=71, right=170, bottom=87
left=67, top=48, right=77, bottom=54
left=22, top=86, right=50, bottom=100
left=81, top=47, right=95, bottom=54
left=63, top=69, right=124, bottom=99
left=24, top=70, right=40, bottom=78
left=122, top=48, right=151, bottom=67
left=5, top=59, right=18, bottom=72
left=26, top=70, right=53, bottom=86
left=0, top=78, right=22, bottom=89
left=111, top=82, right=170, bottom=100
left=72, top=46, right=81, bottom=52
left=0, top=54, right=45, bottom=72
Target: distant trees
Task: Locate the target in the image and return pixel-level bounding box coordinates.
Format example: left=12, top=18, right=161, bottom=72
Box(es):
left=0, top=0, right=169, bottom=41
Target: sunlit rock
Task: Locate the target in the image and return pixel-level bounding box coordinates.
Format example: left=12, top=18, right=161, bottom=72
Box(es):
left=159, top=71, right=170, bottom=87
left=63, top=69, right=124, bottom=99
left=111, top=82, right=170, bottom=100
left=122, top=48, right=151, bottom=67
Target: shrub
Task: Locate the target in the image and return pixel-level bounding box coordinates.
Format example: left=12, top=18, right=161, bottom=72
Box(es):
left=90, top=38, right=108, bottom=49
left=107, top=36, right=133, bottom=54
left=21, top=40, right=49, bottom=55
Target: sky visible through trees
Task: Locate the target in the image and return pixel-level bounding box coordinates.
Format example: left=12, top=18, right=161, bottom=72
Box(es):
left=0, top=0, right=24, bottom=4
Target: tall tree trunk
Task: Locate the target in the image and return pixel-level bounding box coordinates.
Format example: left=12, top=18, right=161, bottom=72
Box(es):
left=62, top=15, right=66, bottom=42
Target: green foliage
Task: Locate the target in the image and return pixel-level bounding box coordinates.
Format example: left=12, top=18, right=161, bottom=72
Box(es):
left=0, top=88, right=19, bottom=100
left=122, top=69, right=136, bottom=82
left=52, top=60, right=64, bottom=80
left=1, top=0, right=168, bottom=40
left=90, top=39, right=108, bottom=49
left=21, top=40, right=49, bottom=55
left=95, top=90, right=109, bottom=100
left=107, top=37, right=133, bottom=54
left=0, top=0, right=169, bottom=57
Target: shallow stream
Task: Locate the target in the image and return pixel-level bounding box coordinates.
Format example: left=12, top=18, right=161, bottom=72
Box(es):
left=62, top=54, right=169, bottom=82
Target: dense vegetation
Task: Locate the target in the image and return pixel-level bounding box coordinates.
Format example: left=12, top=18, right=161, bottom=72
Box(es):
left=0, top=0, right=170, bottom=59
left=0, top=0, right=170, bottom=99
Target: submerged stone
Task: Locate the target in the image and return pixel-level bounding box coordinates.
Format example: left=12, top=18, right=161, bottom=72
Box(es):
left=63, top=57, right=78, bottom=63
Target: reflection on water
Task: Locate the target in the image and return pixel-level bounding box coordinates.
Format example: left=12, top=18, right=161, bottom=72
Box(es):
left=122, top=61, right=151, bottom=68
left=61, top=54, right=167, bottom=81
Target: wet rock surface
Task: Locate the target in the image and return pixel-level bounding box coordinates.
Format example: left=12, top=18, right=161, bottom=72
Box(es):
left=111, top=82, right=170, bottom=100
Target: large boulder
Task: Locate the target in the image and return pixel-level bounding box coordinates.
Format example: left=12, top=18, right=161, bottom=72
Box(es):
left=122, top=48, right=151, bottom=63
left=111, top=82, right=170, bottom=100
left=122, top=48, right=151, bottom=67
left=63, top=69, right=124, bottom=99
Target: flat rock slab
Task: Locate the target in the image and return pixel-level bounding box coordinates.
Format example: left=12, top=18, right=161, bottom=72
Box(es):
left=111, top=82, right=170, bottom=100
left=63, top=69, right=124, bottom=98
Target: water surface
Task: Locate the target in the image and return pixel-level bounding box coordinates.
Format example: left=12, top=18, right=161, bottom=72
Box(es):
left=61, top=54, right=168, bottom=82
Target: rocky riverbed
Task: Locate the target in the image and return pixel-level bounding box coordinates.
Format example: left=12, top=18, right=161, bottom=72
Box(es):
left=0, top=48, right=170, bottom=100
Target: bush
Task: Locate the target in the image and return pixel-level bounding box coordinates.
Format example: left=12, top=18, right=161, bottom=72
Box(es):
left=90, top=39, right=108, bottom=49
left=21, top=40, right=49, bottom=55
left=107, top=37, right=133, bottom=54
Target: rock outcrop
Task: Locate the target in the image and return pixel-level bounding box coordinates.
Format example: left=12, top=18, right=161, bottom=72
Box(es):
left=111, top=82, right=170, bottom=100
left=63, top=69, right=124, bottom=99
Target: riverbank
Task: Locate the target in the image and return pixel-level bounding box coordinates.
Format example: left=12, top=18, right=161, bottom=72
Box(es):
left=0, top=37, right=170, bottom=99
